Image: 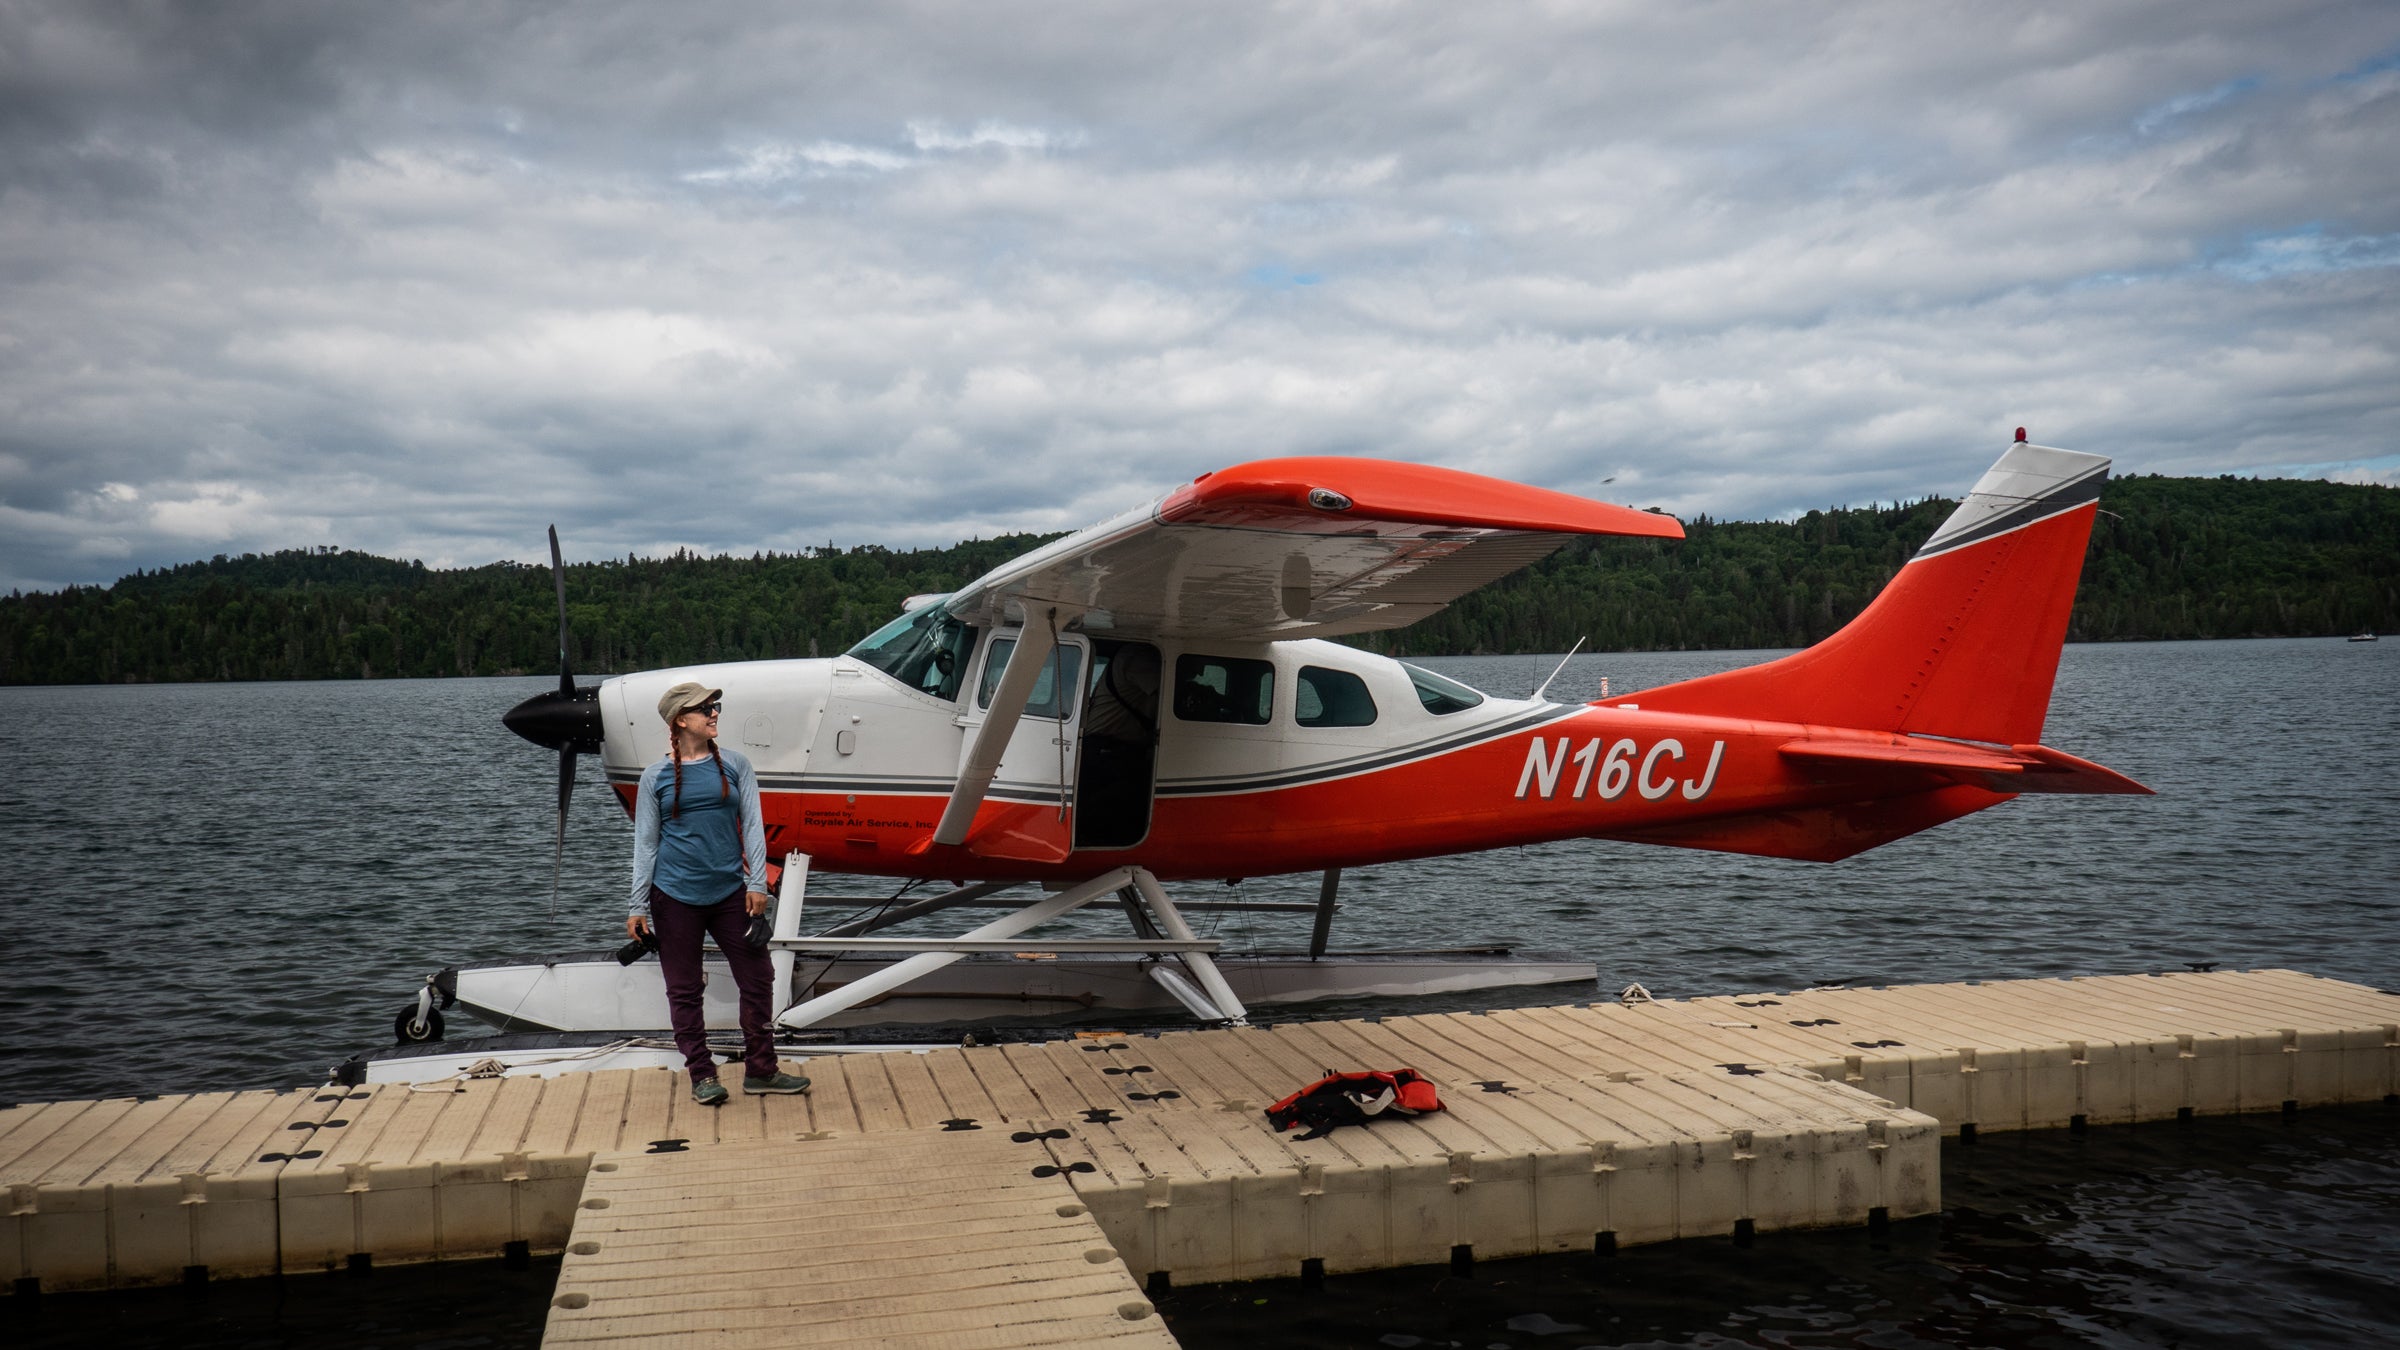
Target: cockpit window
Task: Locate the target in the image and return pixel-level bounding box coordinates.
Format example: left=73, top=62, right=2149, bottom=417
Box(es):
left=847, top=601, right=977, bottom=701
left=1403, top=662, right=1485, bottom=714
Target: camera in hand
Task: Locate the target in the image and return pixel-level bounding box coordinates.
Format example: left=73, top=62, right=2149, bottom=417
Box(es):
left=743, top=912, right=772, bottom=952
left=615, top=929, right=661, bottom=966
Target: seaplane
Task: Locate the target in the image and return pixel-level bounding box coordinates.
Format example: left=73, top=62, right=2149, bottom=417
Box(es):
left=355, top=431, right=2149, bottom=1082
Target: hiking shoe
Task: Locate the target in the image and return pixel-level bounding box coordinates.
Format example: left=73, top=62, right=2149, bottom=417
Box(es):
left=692, top=1077, right=729, bottom=1107
left=744, top=1071, right=811, bottom=1095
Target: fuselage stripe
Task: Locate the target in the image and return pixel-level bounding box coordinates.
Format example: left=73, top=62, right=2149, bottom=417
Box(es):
left=599, top=706, right=1585, bottom=801
left=1156, top=705, right=1580, bottom=796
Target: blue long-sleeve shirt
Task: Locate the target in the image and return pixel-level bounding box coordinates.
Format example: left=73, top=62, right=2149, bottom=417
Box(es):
left=628, top=748, right=768, bottom=915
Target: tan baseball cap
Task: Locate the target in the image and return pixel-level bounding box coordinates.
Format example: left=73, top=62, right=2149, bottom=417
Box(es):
left=657, top=681, right=724, bottom=722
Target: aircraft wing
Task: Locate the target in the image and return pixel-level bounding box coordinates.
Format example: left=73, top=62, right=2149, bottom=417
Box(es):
left=938, top=456, right=1685, bottom=640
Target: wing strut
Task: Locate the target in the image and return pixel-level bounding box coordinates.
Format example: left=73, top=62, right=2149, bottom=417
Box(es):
left=930, top=607, right=1062, bottom=848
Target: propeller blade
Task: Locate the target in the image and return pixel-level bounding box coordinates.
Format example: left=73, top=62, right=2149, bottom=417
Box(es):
left=551, top=748, right=575, bottom=918
left=549, top=525, right=573, bottom=696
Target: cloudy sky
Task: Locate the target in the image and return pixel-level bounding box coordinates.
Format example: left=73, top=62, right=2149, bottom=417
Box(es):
left=3, top=2, right=2396, bottom=592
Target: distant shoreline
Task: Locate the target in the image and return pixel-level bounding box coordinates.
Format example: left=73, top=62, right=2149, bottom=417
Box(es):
left=0, top=633, right=2377, bottom=692
left=4, top=474, right=2392, bottom=686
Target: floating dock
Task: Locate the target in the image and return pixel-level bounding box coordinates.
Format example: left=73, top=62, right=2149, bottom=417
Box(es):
left=5, top=968, right=2395, bottom=1345
left=548, top=1131, right=1176, bottom=1347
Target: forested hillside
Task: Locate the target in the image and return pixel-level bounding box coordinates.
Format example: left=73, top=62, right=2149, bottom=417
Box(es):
left=1368, top=473, right=2400, bottom=655
left=2, top=474, right=2391, bottom=684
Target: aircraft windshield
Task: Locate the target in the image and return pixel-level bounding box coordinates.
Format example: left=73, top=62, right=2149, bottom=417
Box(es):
left=1402, top=662, right=1485, bottom=714
left=847, top=601, right=976, bottom=701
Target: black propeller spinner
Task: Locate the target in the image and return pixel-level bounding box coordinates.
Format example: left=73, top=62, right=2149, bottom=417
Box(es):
left=501, top=526, right=604, bottom=913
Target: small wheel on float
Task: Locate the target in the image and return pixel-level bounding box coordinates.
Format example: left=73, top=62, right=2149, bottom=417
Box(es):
left=393, top=1003, right=445, bottom=1043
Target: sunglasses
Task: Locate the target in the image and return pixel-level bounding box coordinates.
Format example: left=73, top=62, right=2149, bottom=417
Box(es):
left=686, top=701, right=723, bottom=718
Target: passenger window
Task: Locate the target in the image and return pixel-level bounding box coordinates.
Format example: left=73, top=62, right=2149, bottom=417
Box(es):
left=1296, top=666, right=1377, bottom=727
left=977, top=637, right=1085, bottom=720
left=1172, top=654, right=1274, bottom=725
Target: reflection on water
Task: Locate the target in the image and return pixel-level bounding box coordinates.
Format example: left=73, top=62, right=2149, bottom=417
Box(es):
left=7, top=1254, right=560, bottom=1350
left=0, top=639, right=2391, bottom=1102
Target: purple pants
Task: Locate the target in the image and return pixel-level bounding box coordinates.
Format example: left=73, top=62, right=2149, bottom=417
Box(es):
left=650, top=886, right=779, bottom=1083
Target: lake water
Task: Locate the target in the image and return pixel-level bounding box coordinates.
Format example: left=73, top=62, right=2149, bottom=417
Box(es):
left=2, top=638, right=2395, bottom=1347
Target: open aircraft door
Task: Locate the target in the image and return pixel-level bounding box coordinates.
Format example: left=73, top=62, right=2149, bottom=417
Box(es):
left=948, top=625, right=1089, bottom=863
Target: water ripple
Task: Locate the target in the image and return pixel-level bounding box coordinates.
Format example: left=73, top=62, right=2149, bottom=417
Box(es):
left=1, top=640, right=2394, bottom=1346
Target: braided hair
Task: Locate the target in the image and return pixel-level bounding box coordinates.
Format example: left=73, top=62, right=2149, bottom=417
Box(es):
left=668, top=720, right=734, bottom=821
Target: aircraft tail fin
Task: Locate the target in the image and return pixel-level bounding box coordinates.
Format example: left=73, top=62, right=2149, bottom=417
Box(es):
left=1635, top=440, right=2109, bottom=746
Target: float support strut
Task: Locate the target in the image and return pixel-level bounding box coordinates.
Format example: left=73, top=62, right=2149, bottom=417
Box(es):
left=774, top=867, right=1136, bottom=1031
left=817, top=880, right=1018, bottom=938
left=1308, top=867, right=1341, bottom=961
left=769, top=852, right=812, bottom=1018
left=1131, top=869, right=1250, bottom=1026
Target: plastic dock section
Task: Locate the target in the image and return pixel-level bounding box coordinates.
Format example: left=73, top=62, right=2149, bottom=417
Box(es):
left=547, top=1129, right=1174, bottom=1346
left=5, top=970, right=2395, bottom=1326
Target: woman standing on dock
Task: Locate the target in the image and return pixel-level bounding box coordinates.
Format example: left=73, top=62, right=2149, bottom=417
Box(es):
left=628, top=681, right=812, bottom=1105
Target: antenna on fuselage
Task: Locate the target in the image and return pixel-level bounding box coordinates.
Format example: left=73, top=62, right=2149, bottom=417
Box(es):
left=1531, top=636, right=1586, bottom=702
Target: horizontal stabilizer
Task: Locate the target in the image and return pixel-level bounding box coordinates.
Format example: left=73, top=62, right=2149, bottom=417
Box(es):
left=1780, top=738, right=2153, bottom=796
left=1597, top=784, right=2010, bottom=862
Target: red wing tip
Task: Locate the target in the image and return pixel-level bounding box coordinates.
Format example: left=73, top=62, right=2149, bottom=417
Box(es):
left=1164, top=456, right=1684, bottom=540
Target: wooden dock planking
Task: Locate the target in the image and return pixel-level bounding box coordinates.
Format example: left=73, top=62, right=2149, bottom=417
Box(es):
left=4, top=969, right=2392, bottom=1302
left=918, top=1043, right=1007, bottom=1124
left=1120, top=1029, right=1264, bottom=1112
left=0, top=1085, right=347, bottom=1289
left=614, top=1070, right=681, bottom=1149
left=1732, top=970, right=2400, bottom=1126
left=4, top=1099, right=140, bottom=1182
left=952, top=1043, right=1049, bottom=1119
left=878, top=1047, right=957, bottom=1125
left=82, top=1092, right=239, bottom=1191
left=453, top=1074, right=542, bottom=1157
left=516, top=1069, right=595, bottom=1156
left=546, top=1130, right=1173, bottom=1348
left=563, top=1070, right=635, bottom=1157
left=836, top=1052, right=914, bottom=1135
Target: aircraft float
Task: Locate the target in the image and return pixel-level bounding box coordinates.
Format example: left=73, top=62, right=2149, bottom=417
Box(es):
left=416, top=432, right=2146, bottom=1053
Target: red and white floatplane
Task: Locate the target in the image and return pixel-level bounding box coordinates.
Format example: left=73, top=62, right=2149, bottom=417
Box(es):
left=346, top=433, right=2147, bottom=1083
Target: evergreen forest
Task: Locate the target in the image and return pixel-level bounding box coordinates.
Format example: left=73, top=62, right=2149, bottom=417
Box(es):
left=2, top=473, right=2392, bottom=685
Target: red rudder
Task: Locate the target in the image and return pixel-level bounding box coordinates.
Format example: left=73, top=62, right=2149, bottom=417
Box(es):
left=1636, top=442, right=2108, bottom=746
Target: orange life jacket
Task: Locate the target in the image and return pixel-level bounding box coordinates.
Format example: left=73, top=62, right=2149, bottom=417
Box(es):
left=1264, top=1068, right=1442, bottom=1139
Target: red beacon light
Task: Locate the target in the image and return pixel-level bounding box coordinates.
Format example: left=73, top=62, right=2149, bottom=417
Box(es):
left=2015, top=427, right=2028, bottom=443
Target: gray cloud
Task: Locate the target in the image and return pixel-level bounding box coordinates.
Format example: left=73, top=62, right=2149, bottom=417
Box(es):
left=3, top=0, right=2396, bottom=592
